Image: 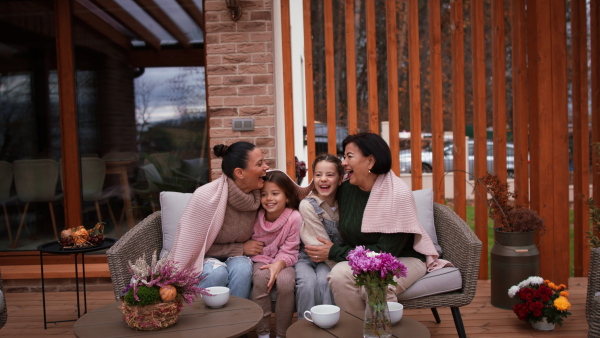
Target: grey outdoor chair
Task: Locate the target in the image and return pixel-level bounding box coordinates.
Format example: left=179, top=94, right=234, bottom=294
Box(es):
left=106, top=203, right=481, bottom=338
left=399, top=203, right=482, bottom=338
left=588, top=247, right=600, bottom=337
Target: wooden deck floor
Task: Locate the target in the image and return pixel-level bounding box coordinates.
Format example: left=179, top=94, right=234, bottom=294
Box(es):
left=1, top=277, right=589, bottom=337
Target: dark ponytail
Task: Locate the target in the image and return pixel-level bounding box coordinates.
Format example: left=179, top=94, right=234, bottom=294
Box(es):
left=213, top=141, right=257, bottom=179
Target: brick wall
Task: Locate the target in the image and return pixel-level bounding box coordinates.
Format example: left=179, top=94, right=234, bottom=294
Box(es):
left=204, top=0, right=276, bottom=180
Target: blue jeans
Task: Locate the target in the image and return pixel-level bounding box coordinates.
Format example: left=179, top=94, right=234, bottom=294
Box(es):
left=198, top=256, right=253, bottom=299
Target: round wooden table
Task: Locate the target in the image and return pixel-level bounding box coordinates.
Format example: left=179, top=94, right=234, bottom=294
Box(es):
left=73, top=296, right=263, bottom=337
left=287, top=309, right=430, bottom=337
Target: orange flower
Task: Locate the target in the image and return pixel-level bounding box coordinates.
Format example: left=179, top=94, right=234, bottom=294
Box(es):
left=554, top=296, right=571, bottom=311
left=547, top=282, right=556, bottom=290
left=560, top=290, right=569, bottom=297
left=558, top=284, right=567, bottom=291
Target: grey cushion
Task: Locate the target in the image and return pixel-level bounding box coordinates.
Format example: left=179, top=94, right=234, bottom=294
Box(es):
left=396, top=267, right=462, bottom=301
left=412, top=189, right=442, bottom=255
left=159, top=191, right=193, bottom=257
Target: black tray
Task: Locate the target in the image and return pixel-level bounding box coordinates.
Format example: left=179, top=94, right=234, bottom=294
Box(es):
left=38, top=237, right=116, bottom=254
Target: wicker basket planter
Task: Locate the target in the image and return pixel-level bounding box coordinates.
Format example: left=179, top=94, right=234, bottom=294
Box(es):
left=587, top=247, right=600, bottom=337
left=121, top=300, right=183, bottom=331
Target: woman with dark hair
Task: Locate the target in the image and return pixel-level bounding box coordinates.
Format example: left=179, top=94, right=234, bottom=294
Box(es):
left=305, top=132, right=451, bottom=313
left=170, top=141, right=270, bottom=299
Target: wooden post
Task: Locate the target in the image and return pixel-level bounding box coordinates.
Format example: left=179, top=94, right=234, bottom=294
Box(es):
left=55, top=0, right=82, bottom=230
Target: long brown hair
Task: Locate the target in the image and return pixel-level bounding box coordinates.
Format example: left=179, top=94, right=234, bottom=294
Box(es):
left=262, top=171, right=301, bottom=210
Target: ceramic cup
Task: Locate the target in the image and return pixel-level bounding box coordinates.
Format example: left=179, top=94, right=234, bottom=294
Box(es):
left=387, top=301, right=404, bottom=325
left=202, top=286, right=230, bottom=308
left=303, top=305, right=340, bottom=328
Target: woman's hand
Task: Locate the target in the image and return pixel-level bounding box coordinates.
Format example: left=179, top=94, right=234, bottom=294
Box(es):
left=259, top=260, right=286, bottom=293
left=305, top=236, right=334, bottom=263
left=243, top=239, right=265, bottom=256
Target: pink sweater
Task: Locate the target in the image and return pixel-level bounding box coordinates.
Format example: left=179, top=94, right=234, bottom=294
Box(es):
left=251, top=208, right=302, bottom=267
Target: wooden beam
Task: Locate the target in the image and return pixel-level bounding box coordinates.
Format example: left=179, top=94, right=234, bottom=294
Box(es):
left=408, top=0, right=423, bottom=189
left=366, top=0, right=378, bottom=133
left=175, top=0, right=204, bottom=29
left=90, top=0, right=162, bottom=50
left=134, top=0, right=191, bottom=48
left=428, top=0, right=444, bottom=204
left=345, top=0, right=358, bottom=135
left=592, top=0, right=600, bottom=204
left=511, top=0, right=529, bottom=206
left=451, top=0, right=466, bottom=219
left=281, top=0, right=296, bottom=179
left=491, top=0, right=507, bottom=182
left=54, top=0, right=82, bottom=231
left=72, top=1, right=131, bottom=50
left=550, top=0, right=570, bottom=286
left=471, top=0, right=488, bottom=280
left=530, top=0, right=570, bottom=285
left=324, top=0, right=337, bottom=156
left=571, top=0, right=590, bottom=277
left=303, top=0, right=316, bottom=180
left=128, top=48, right=205, bottom=67
left=386, top=0, right=399, bottom=176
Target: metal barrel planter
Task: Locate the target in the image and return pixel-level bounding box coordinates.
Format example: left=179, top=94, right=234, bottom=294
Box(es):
left=491, top=230, right=540, bottom=309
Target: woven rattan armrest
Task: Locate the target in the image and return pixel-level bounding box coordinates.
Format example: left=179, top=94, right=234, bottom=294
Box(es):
left=0, top=271, right=6, bottom=328
left=401, top=203, right=482, bottom=309
left=107, top=211, right=163, bottom=300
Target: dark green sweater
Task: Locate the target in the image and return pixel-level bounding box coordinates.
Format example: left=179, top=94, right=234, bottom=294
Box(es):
left=329, top=181, right=425, bottom=262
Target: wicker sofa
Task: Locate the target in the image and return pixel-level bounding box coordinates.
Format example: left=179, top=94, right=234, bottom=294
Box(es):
left=588, top=247, right=600, bottom=337
left=107, top=203, right=481, bottom=337
left=0, top=271, right=7, bottom=329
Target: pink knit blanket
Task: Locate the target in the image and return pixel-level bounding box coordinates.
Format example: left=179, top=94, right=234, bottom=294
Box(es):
left=361, top=172, right=452, bottom=272
left=169, top=175, right=230, bottom=274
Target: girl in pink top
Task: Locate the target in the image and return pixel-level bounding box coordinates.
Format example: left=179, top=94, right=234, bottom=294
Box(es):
left=251, top=170, right=302, bottom=338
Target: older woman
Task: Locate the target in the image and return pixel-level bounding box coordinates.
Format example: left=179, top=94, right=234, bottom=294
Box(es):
left=305, top=132, right=450, bottom=313
left=170, top=141, right=269, bottom=299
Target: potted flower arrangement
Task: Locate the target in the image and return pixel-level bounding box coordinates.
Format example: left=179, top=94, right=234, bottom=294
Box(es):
left=347, top=246, right=407, bottom=338
left=477, top=173, right=545, bottom=309
left=508, top=276, right=572, bottom=330
left=120, top=251, right=210, bottom=331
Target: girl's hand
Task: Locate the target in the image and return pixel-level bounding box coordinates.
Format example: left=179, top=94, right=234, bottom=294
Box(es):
left=243, top=240, right=265, bottom=256
left=259, top=260, right=286, bottom=293
left=305, top=236, right=333, bottom=263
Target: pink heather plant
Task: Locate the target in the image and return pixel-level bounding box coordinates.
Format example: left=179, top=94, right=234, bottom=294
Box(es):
left=123, top=251, right=210, bottom=306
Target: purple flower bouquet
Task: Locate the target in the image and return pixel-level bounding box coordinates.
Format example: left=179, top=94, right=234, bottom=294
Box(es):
left=347, top=246, right=407, bottom=337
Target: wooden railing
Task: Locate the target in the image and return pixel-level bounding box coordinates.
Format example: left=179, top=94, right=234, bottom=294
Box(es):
left=281, top=0, right=599, bottom=284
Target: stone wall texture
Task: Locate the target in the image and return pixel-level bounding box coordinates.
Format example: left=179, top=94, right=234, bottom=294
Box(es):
left=204, top=0, right=276, bottom=180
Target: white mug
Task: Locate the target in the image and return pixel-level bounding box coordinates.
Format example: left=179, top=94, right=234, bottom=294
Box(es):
left=303, top=304, right=340, bottom=328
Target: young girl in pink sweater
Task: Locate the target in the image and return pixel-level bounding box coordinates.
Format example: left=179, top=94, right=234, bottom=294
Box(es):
left=250, top=170, right=302, bottom=338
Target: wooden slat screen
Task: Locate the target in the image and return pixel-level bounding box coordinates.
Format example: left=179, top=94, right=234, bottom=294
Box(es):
left=280, top=0, right=593, bottom=281
left=281, top=0, right=296, bottom=178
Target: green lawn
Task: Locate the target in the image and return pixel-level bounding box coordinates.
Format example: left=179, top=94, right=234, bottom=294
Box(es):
left=463, top=206, right=577, bottom=278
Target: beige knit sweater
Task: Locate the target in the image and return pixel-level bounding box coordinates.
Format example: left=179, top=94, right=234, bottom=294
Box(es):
left=169, top=175, right=260, bottom=274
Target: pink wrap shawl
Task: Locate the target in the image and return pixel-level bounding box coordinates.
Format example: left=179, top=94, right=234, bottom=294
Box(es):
left=361, top=172, right=452, bottom=272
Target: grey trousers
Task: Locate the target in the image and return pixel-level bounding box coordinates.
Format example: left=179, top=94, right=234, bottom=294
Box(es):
left=294, top=257, right=335, bottom=319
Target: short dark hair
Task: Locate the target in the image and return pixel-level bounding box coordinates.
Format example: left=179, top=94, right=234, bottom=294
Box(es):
left=342, top=132, right=391, bottom=175
left=262, top=171, right=301, bottom=210
left=213, top=141, right=257, bottom=179
left=312, top=154, right=344, bottom=178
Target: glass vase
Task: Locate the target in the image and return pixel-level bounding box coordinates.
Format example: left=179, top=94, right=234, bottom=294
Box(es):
left=363, top=283, right=392, bottom=338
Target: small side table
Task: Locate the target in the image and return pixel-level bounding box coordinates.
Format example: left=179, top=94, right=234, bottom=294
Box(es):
left=37, top=238, right=116, bottom=329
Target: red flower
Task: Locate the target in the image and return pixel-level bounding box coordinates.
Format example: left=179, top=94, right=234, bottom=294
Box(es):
left=534, top=285, right=553, bottom=302
left=518, top=287, right=534, bottom=301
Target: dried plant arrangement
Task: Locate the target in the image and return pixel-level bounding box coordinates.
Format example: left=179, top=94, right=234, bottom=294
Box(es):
left=478, top=173, right=545, bottom=233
